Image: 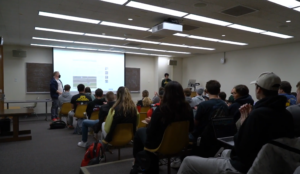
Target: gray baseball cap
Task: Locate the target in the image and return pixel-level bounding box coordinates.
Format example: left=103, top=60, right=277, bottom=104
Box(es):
left=196, top=87, right=204, bottom=95
left=250, top=72, right=281, bottom=91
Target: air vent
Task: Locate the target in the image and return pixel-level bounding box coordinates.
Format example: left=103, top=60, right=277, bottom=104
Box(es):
left=183, top=24, right=199, bottom=31
left=221, top=5, right=257, bottom=17
left=124, top=42, right=141, bottom=47
left=144, top=35, right=165, bottom=40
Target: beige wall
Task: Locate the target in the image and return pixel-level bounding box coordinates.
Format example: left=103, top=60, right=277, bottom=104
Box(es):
left=182, top=42, right=300, bottom=101
left=3, top=45, right=175, bottom=113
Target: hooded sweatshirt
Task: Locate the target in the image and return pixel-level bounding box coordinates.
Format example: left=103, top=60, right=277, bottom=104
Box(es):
left=192, top=95, right=205, bottom=106
left=228, top=95, right=254, bottom=122
left=58, top=92, right=72, bottom=106
left=230, top=95, right=295, bottom=173
left=185, top=96, right=196, bottom=108
left=280, top=93, right=297, bottom=106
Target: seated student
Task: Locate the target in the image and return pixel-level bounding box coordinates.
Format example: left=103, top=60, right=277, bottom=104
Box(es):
left=287, top=81, right=300, bottom=136
left=278, top=81, right=297, bottom=106
left=178, top=72, right=295, bottom=174
left=192, top=87, right=205, bottom=106
left=227, top=94, right=235, bottom=106
left=68, top=84, right=92, bottom=129
left=77, top=91, right=115, bottom=148
left=58, top=84, right=73, bottom=107
left=147, top=90, right=164, bottom=117
left=228, top=85, right=254, bottom=123
left=85, top=88, right=105, bottom=118
left=101, top=87, right=139, bottom=145
left=142, top=97, right=152, bottom=107
left=85, top=87, right=95, bottom=101
left=218, top=91, right=227, bottom=102
left=184, top=88, right=196, bottom=108
left=152, top=87, right=164, bottom=104
left=191, top=80, right=228, bottom=157
left=132, top=81, right=194, bottom=171
left=137, top=90, right=151, bottom=107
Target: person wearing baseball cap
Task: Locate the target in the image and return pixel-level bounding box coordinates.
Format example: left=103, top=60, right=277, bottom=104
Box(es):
left=177, top=72, right=295, bottom=174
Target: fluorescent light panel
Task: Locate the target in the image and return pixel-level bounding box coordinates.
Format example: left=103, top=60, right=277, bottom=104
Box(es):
left=67, top=47, right=97, bottom=51
left=173, top=33, right=188, bottom=37
left=189, top=46, right=215, bottom=50
left=35, top=27, right=84, bottom=35
left=100, top=0, right=128, bottom=5
left=293, top=6, right=300, bottom=11
left=184, top=14, right=232, bottom=26
left=74, top=41, right=109, bottom=46
left=150, top=54, right=171, bottom=57
left=188, top=35, right=219, bottom=42
left=31, top=44, right=65, bottom=48
left=160, top=43, right=188, bottom=47
left=167, top=51, right=190, bottom=54
left=85, top=33, right=125, bottom=40
left=126, top=1, right=187, bottom=17
left=267, top=0, right=300, bottom=8
left=260, top=31, right=293, bottom=39
left=39, top=12, right=100, bottom=24
left=126, top=38, right=160, bottom=44
left=218, top=40, right=248, bottom=45
left=101, top=21, right=149, bottom=31
left=126, top=52, right=150, bottom=55
left=32, top=37, right=73, bottom=43
left=228, top=24, right=266, bottom=33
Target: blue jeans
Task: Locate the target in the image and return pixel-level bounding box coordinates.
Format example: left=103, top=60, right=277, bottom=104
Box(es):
left=82, top=119, right=99, bottom=142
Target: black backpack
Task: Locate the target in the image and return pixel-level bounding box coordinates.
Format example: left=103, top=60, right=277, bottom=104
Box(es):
left=50, top=120, right=67, bottom=129
left=130, top=150, right=159, bottom=174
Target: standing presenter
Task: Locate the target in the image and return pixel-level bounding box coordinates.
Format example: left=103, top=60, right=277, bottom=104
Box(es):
left=50, top=71, right=63, bottom=121
left=161, top=73, right=172, bottom=87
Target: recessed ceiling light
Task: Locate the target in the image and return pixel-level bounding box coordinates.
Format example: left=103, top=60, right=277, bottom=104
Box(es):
left=126, top=38, right=160, bottom=44
left=173, top=33, right=189, bottom=37
left=39, top=12, right=100, bottom=24
left=85, top=33, right=125, bottom=40
left=286, top=20, right=291, bottom=23
left=35, top=27, right=84, bottom=35
left=188, top=35, right=219, bottom=42
left=260, top=31, right=293, bottom=39
left=160, top=43, right=188, bottom=47
left=126, top=1, right=188, bottom=17
left=128, top=18, right=133, bottom=21
left=100, top=0, right=128, bottom=5
left=227, top=24, right=266, bottom=33
left=100, top=21, right=149, bottom=31
left=218, top=40, right=248, bottom=46
left=32, top=37, right=74, bottom=43
left=184, top=14, right=232, bottom=26
left=31, top=44, right=66, bottom=48
left=267, top=0, right=300, bottom=8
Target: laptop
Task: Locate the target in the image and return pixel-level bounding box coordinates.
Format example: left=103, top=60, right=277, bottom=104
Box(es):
left=212, top=117, right=237, bottom=147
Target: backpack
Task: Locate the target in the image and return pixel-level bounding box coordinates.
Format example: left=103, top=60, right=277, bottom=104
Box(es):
left=81, top=142, right=104, bottom=167
left=49, top=121, right=66, bottom=129
left=130, top=150, right=159, bottom=174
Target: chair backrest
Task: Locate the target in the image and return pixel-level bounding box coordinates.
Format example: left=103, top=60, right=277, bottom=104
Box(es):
left=137, top=106, right=150, bottom=128
left=90, top=110, right=99, bottom=120
left=155, top=121, right=189, bottom=155
left=74, top=104, right=87, bottom=118
left=109, top=123, right=133, bottom=147
left=60, top=103, right=73, bottom=116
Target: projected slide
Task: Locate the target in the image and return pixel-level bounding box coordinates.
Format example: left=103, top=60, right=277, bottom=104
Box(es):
left=53, top=48, right=125, bottom=93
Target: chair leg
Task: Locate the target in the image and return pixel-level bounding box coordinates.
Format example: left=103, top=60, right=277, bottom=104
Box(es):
left=118, top=148, right=120, bottom=160
left=167, top=157, right=170, bottom=174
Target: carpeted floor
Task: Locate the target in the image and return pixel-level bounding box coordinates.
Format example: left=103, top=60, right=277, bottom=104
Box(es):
left=0, top=115, right=179, bottom=174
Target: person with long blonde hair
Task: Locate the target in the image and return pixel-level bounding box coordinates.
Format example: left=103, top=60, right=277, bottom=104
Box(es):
left=101, top=87, right=139, bottom=144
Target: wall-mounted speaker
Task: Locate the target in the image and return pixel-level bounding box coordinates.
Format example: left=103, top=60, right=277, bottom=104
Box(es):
left=12, top=50, right=26, bottom=58
left=169, top=60, right=177, bottom=66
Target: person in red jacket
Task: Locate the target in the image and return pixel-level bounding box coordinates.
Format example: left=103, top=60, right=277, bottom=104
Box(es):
left=146, top=90, right=164, bottom=118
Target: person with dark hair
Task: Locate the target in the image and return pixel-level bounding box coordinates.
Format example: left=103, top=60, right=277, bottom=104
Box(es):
left=228, top=85, right=254, bottom=123
left=184, top=88, right=196, bottom=107
left=218, top=91, right=227, bottom=101
left=192, top=87, right=205, bottom=106
left=131, top=81, right=194, bottom=172
left=58, top=84, right=72, bottom=107
left=192, top=80, right=228, bottom=157
left=161, top=73, right=171, bottom=87
left=85, top=87, right=95, bottom=101
left=178, top=72, right=294, bottom=174
left=287, top=81, right=300, bottom=136
left=137, top=90, right=152, bottom=107
left=68, top=84, right=92, bottom=129
left=78, top=90, right=115, bottom=148
left=278, top=81, right=297, bottom=106
left=50, top=71, right=63, bottom=121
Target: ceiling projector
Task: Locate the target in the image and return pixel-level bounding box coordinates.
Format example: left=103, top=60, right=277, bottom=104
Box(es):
left=152, top=18, right=183, bottom=35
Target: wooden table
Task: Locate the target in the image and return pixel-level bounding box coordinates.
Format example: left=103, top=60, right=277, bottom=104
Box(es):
left=0, top=108, right=33, bottom=143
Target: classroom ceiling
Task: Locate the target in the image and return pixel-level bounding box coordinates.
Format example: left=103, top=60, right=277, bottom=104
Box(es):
left=1, top=0, right=300, bottom=58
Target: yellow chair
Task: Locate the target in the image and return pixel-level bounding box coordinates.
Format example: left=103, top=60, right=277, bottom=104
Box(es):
left=144, top=121, right=190, bottom=174
left=103, top=123, right=134, bottom=160
left=90, top=110, right=99, bottom=120
left=74, top=104, right=87, bottom=119
left=59, top=103, right=73, bottom=122
left=137, top=106, right=150, bottom=128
